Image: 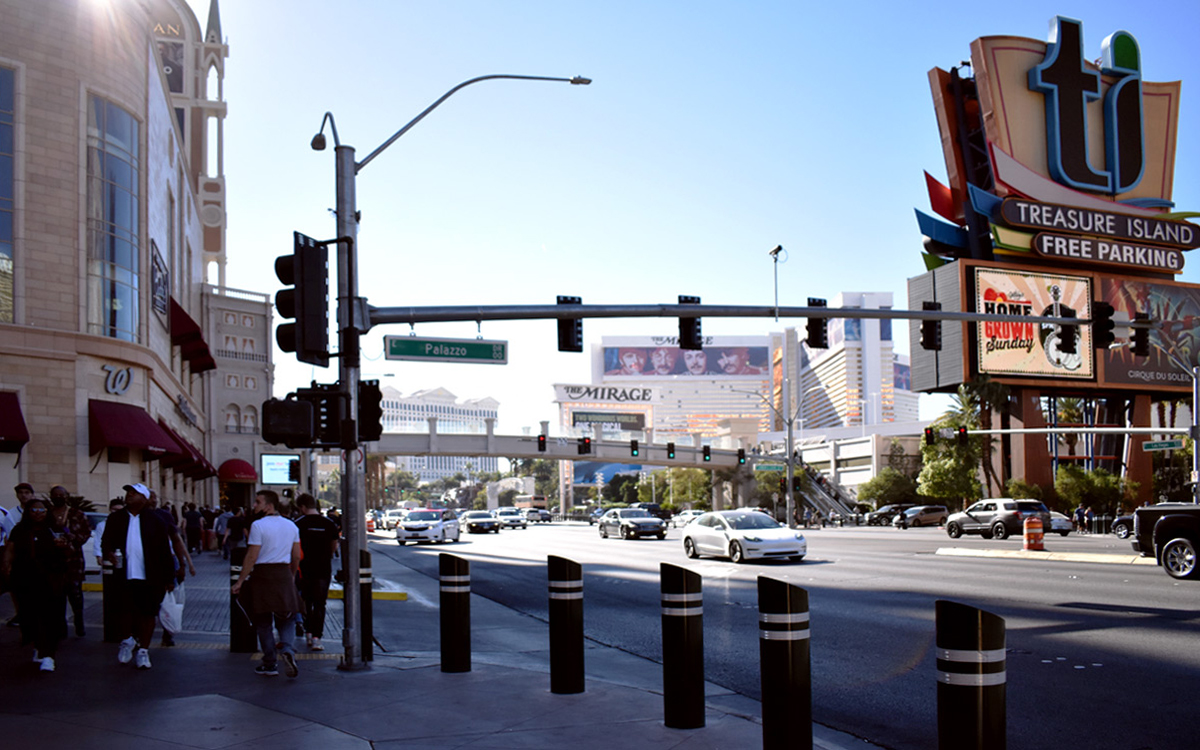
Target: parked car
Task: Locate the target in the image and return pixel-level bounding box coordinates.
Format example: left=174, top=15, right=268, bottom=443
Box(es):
left=1131, top=502, right=1200, bottom=579
left=1111, top=514, right=1133, bottom=539
left=866, top=503, right=916, bottom=526
left=395, top=508, right=460, bottom=544
left=494, top=507, right=528, bottom=529
left=892, top=505, right=948, bottom=528
left=682, top=510, right=806, bottom=563
left=944, top=498, right=1052, bottom=540
left=382, top=509, right=406, bottom=529
left=460, top=510, right=501, bottom=534
left=523, top=508, right=552, bottom=523
left=596, top=508, right=666, bottom=540
left=672, top=509, right=704, bottom=527
left=1049, top=511, right=1073, bottom=536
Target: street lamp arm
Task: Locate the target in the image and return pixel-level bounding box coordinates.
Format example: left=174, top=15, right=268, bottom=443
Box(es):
left=356, top=74, right=590, bottom=173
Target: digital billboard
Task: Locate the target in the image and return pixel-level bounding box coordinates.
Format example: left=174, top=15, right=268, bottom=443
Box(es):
left=602, top=345, right=769, bottom=378
left=1100, top=275, right=1199, bottom=390
left=260, top=453, right=299, bottom=485
left=975, top=268, right=1094, bottom=379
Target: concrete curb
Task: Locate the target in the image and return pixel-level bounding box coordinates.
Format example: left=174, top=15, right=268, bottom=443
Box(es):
left=936, top=547, right=1157, bottom=565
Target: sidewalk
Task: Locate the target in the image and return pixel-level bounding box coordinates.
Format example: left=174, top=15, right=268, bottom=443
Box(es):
left=0, top=543, right=877, bottom=750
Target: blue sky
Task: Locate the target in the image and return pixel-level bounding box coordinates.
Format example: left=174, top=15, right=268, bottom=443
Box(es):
left=185, top=0, right=1200, bottom=433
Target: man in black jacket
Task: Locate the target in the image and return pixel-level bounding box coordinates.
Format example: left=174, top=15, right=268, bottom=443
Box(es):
left=100, top=483, right=176, bottom=670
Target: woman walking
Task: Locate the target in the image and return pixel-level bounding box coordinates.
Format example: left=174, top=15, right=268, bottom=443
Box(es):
left=0, top=498, right=69, bottom=671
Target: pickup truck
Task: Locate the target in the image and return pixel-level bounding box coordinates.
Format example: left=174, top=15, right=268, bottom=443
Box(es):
left=1132, top=503, right=1200, bottom=579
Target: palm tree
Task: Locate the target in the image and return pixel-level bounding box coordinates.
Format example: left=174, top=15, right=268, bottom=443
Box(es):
left=964, top=376, right=1011, bottom=495
left=1056, top=397, right=1085, bottom=456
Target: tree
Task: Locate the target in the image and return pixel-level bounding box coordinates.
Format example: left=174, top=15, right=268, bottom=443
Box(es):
left=1003, top=477, right=1043, bottom=501
left=1054, top=465, right=1138, bottom=515
left=1055, top=397, right=1085, bottom=456
left=498, top=488, right=518, bottom=506
left=917, top=414, right=983, bottom=508
left=964, top=375, right=1011, bottom=495
left=602, top=474, right=639, bottom=505
left=857, top=467, right=918, bottom=507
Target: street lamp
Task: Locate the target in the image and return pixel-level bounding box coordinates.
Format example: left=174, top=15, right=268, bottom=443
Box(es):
left=727, top=384, right=805, bottom=527
left=1162, top=347, right=1198, bottom=503
left=311, top=72, right=590, bottom=671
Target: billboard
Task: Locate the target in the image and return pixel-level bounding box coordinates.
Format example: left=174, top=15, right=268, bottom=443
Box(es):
left=602, top=344, right=769, bottom=378
left=572, top=411, right=646, bottom=430
left=975, top=268, right=1094, bottom=379
left=1100, top=275, right=1200, bottom=389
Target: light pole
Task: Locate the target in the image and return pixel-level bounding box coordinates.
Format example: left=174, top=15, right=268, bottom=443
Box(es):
left=310, top=73, right=590, bottom=671
left=1163, top=347, right=1199, bottom=503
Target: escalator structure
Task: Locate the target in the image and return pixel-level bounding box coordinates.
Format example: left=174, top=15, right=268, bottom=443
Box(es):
left=796, top=464, right=857, bottom=521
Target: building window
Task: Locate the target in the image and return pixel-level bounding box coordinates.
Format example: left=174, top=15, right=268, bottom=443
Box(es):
left=0, top=67, right=14, bottom=323
left=86, top=96, right=140, bottom=341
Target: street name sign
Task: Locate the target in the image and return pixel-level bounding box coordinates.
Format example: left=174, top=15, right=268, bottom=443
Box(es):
left=384, top=335, right=507, bottom=365
left=1143, top=439, right=1184, bottom=451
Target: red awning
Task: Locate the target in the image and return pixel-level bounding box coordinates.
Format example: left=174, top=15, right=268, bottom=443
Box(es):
left=158, top=420, right=217, bottom=480
left=170, top=298, right=216, bottom=374
left=89, top=400, right=182, bottom=457
left=0, top=392, right=30, bottom=453
left=219, top=458, right=258, bottom=483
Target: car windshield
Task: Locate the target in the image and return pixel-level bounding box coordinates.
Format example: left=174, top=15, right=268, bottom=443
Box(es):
left=463, top=512, right=491, bottom=519
left=724, top=512, right=781, bottom=530
left=1015, top=502, right=1047, bottom=512
left=407, top=511, right=439, bottom=521
left=497, top=508, right=519, bottom=515
left=619, top=509, right=651, bottom=518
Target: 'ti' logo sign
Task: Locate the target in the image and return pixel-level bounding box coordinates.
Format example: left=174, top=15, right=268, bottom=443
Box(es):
left=1028, top=17, right=1143, bottom=195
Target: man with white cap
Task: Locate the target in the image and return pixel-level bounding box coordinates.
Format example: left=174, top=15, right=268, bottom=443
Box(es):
left=100, top=483, right=176, bottom=670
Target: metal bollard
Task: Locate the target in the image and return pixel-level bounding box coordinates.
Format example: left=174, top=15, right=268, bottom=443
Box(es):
left=100, top=559, right=122, bottom=643
left=360, top=549, right=373, bottom=662
left=229, top=546, right=257, bottom=653
left=758, top=577, right=812, bottom=750
left=548, top=555, right=585, bottom=694
left=936, top=600, right=1006, bottom=750
left=439, top=553, right=471, bottom=673
left=661, top=563, right=705, bottom=729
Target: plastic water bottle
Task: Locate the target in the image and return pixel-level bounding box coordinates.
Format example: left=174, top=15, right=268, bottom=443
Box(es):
left=114, top=549, right=123, bottom=570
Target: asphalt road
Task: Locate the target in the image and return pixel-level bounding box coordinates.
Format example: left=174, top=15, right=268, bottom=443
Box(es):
left=370, top=521, right=1200, bottom=750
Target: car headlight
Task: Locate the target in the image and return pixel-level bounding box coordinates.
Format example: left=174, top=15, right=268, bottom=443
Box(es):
left=794, top=533, right=806, bottom=541
left=743, top=535, right=762, bottom=542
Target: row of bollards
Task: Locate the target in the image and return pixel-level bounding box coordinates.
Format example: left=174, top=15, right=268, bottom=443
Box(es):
left=433, top=553, right=1006, bottom=749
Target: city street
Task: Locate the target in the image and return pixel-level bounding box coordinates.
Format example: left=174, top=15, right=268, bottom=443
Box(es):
left=371, top=521, right=1200, bottom=750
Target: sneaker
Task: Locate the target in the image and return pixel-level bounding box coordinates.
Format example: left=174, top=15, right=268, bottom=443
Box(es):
left=134, top=648, right=151, bottom=670
left=310, top=637, right=324, bottom=652
left=305, top=633, right=313, bottom=648
left=161, top=631, right=175, bottom=647
left=39, top=657, right=55, bottom=672
left=255, top=664, right=279, bottom=677
left=280, top=650, right=298, bottom=678
left=117, top=637, right=136, bottom=664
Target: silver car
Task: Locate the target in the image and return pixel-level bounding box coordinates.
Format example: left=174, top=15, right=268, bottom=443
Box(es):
left=945, top=499, right=1051, bottom=540
left=682, top=510, right=806, bottom=563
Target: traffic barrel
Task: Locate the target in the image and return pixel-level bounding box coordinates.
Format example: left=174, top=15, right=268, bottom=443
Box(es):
left=439, top=553, right=471, bottom=673
left=661, top=563, right=705, bottom=729
left=758, top=576, right=812, bottom=750
left=1023, top=516, right=1044, bottom=551
left=229, top=547, right=258, bottom=653
left=548, top=555, right=585, bottom=694
left=936, top=600, right=1006, bottom=750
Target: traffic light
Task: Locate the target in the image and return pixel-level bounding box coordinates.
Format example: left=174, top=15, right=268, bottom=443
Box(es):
left=956, top=426, right=968, bottom=446
left=792, top=475, right=803, bottom=492
left=737, top=448, right=746, bottom=465
left=275, top=232, right=330, bottom=367
left=678, top=295, right=702, bottom=350
left=577, top=436, right=591, bottom=455
left=920, top=300, right=942, bottom=351
left=702, top=445, right=711, bottom=462
left=806, top=298, right=828, bottom=349
left=537, top=434, right=547, bottom=452
left=557, top=296, right=583, bottom=352
left=924, top=427, right=935, bottom=446
left=287, top=458, right=300, bottom=483
left=630, top=439, right=640, bottom=457
left=1132, top=313, right=1150, bottom=357
left=1093, top=301, right=1116, bottom=348
left=667, top=442, right=676, bottom=459
left=1056, top=322, right=1078, bottom=355
left=295, top=382, right=345, bottom=448
left=262, top=397, right=314, bottom=449
left=358, top=379, right=383, bottom=442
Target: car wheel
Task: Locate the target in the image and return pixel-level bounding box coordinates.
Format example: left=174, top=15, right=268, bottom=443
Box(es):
left=1114, top=523, right=1131, bottom=539
left=911, top=520, right=922, bottom=528
left=946, top=522, right=962, bottom=539
left=396, top=539, right=406, bottom=546
left=1162, top=537, right=1200, bottom=580
left=729, top=541, right=745, bottom=563
left=790, top=555, right=805, bottom=562
left=991, top=522, right=1009, bottom=541
left=620, top=526, right=631, bottom=540
left=1058, top=531, right=1070, bottom=537
left=684, top=537, right=698, bottom=559
left=439, top=530, right=446, bottom=544
left=599, top=525, right=608, bottom=538
left=657, top=533, right=666, bottom=540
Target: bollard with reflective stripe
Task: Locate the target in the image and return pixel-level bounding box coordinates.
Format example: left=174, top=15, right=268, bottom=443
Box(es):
left=758, top=577, right=811, bottom=750
left=548, top=555, right=585, bottom=694
left=661, top=563, right=704, bottom=729
left=360, top=549, right=374, bottom=662
left=440, top=553, right=471, bottom=673
left=101, top=560, right=122, bottom=643
left=229, top=546, right=258, bottom=653
left=936, top=600, right=1006, bottom=750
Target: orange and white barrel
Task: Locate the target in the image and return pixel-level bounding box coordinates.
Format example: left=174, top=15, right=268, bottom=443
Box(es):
left=1023, top=516, right=1044, bottom=551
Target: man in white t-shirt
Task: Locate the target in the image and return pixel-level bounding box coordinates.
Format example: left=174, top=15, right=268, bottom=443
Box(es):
left=231, top=489, right=301, bottom=677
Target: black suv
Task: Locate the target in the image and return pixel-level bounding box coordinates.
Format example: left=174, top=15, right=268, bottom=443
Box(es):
left=866, top=503, right=916, bottom=526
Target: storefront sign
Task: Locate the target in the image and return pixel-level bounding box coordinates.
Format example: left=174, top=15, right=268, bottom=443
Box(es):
left=1001, top=198, right=1199, bottom=249
left=555, top=384, right=660, bottom=404
left=102, top=364, right=132, bottom=395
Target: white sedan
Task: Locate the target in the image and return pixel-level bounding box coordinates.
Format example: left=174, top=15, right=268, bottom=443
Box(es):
left=1049, top=511, right=1073, bottom=537
left=682, top=510, right=806, bottom=563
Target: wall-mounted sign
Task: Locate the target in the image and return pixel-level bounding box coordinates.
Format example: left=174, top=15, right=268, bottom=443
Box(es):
left=1031, top=232, right=1185, bottom=273
left=151, top=241, right=169, bottom=316
left=555, top=384, right=660, bottom=404
left=102, top=364, right=132, bottom=395
left=975, top=268, right=1094, bottom=379
left=1001, top=198, right=1199, bottom=249
left=175, top=394, right=198, bottom=427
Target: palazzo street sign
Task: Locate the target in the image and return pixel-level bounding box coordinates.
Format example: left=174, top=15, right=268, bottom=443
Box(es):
left=1143, top=439, right=1184, bottom=452
left=384, top=335, right=508, bottom=365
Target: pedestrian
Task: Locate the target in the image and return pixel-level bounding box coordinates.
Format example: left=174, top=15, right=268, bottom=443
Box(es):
left=1074, top=505, right=1086, bottom=534
left=94, top=497, right=126, bottom=567
left=3, top=482, right=37, bottom=628
left=214, top=507, right=234, bottom=560
left=148, top=491, right=194, bottom=647
left=48, top=485, right=91, bottom=637
left=100, top=483, right=177, bottom=670
left=0, top=498, right=69, bottom=671
left=294, top=493, right=339, bottom=652
left=183, top=503, right=204, bottom=554
left=231, top=489, right=302, bottom=678
left=1084, top=506, right=1095, bottom=534
left=223, top=506, right=248, bottom=552
left=802, top=507, right=812, bottom=529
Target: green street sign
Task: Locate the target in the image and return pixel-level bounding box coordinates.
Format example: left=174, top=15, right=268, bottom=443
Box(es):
left=1143, top=439, right=1184, bottom=452
left=384, top=335, right=507, bottom=365
left=755, top=463, right=786, bottom=472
